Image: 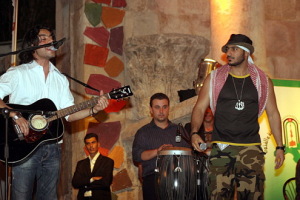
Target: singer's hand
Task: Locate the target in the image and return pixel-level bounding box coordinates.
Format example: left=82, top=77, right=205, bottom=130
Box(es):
left=274, top=149, right=284, bottom=169
left=191, top=134, right=205, bottom=152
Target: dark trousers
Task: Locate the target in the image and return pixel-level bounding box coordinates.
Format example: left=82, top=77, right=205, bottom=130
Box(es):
left=142, top=174, right=157, bottom=200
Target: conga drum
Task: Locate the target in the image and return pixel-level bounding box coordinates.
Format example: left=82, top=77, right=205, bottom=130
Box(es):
left=155, top=147, right=196, bottom=200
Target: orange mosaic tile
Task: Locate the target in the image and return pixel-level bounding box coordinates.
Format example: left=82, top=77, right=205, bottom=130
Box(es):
left=101, top=6, right=125, bottom=28
left=108, top=146, right=124, bottom=169
left=104, top=99, right=127, bottom=113
left=104, top=56, right=124, bottom=77
left=84, top=44, right=109, bottom=67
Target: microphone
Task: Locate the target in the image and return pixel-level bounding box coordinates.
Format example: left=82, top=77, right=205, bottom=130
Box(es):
left=199, top=142, right=212, bottom=151
left=175, top=123, right=182, bottom=143
left=48, top=38, right=66, bottom=51
left=199, top=143, right=207, bottom=150
left=0, top=37, right=66, bottom=58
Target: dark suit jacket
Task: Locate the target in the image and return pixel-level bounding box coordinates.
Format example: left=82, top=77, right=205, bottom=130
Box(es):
left=72, top=154, right=114, bottom=200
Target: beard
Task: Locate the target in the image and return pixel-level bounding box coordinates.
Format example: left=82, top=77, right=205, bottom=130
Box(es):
left=228, top=56, right=245, bottom=66
left=228, top=51, right=246, bottom=66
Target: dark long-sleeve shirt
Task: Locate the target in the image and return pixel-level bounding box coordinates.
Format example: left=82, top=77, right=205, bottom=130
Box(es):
left=132, top=120, right=191, bottom=177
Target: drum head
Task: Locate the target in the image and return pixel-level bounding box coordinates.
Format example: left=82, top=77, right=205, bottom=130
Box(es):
left=158, top=147, right=192, bottom=156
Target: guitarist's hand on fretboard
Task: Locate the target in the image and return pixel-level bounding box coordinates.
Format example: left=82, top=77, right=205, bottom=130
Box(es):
left=93, top=90, right=109, bottom=114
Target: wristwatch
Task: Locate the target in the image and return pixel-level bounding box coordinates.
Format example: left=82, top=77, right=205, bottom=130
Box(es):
left=12, top=112, right=22, bottom=121
left=276, top=146, right=285, bottom=152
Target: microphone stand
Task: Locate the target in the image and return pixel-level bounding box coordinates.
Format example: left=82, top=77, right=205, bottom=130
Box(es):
left=0, top=38, right=66, bottom=58
left=62, top=73, right=100, bottom=92
left=177, top=123, right=190, bottom=144
left=0, top=108, right=44, bottom=200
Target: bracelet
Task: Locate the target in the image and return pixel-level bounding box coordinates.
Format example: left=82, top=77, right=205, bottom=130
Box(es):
left=90, top=106, right=96, bottom=116
left=191, top=132, right=199, bottom=136
left=276, top=146, right=285, bottom=152
left=12, top=112, right=22, bottom=121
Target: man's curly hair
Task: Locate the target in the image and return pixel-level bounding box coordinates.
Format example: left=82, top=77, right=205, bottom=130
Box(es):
left=19, top=25, right=55, bottom=64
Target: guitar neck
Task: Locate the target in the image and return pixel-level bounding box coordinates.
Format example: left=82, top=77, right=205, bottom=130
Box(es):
left=47, top=93, right=110, bottom=122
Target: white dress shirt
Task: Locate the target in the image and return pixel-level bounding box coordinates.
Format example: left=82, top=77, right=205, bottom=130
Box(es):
left=84, top=152, right=100, bottom=197
left=0, top=61, right=74, bottom=110
left=0, top=60, right=74, bottom=119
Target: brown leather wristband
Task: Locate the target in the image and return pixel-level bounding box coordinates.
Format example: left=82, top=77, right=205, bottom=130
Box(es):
left=276, top=146, right=285, bottom=152
left=191, top=132, right=199, bottom=136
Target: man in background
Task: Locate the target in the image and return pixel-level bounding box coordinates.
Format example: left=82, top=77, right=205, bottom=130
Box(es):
left=72, top=133, right=114, bottom=200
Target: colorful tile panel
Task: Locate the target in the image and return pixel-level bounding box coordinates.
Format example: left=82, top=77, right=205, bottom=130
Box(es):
left=101, top=6, right=125, bottom=28
left=104, top=56, right=124, bottom=77
left=87, top=121, right=121, bottom=150
left=84, top=26, right=110, bottom=47
left=84, top=44, right=109, bottom=67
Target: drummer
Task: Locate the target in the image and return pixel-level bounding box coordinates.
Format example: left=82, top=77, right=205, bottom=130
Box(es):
left=132, top=93, right=191, bottom=200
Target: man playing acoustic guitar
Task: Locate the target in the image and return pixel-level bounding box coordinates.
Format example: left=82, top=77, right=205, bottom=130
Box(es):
left=0, top=25, right=109, bottom=200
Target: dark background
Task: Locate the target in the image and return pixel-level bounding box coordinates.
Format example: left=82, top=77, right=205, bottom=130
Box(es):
left=0, top=0, right=55, bottom=42
left=0, top=0, right=55, bottom=75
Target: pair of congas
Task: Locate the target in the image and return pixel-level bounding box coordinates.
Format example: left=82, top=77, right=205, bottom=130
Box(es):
left=155, top=147, right=208, bottom=200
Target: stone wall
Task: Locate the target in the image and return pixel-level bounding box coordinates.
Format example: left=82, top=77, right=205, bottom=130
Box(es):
left=55, top=0, right=300, bottom=199
left=124, top=33, right=209, bottom=120
left=265, top=0, right=300, bottom=79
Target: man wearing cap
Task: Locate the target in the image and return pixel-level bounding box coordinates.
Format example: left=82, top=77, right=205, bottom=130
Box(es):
left=190, top=34, right=284, bottom=200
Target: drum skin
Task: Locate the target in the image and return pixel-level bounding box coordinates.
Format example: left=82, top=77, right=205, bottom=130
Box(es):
left=155, top=147, right=196, bottom=200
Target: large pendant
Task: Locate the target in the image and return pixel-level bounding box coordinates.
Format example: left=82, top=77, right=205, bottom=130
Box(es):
left=235, top=100, right=245, bottom=111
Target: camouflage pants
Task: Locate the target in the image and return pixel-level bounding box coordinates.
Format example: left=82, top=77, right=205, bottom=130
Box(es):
left=208, top=145, right=265, bottom=200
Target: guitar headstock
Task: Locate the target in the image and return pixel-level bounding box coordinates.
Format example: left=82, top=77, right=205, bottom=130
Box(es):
left=109, top=85, right=133, bottom=100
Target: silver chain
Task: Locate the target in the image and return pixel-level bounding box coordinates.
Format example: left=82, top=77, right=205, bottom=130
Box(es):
left=231, top=75, right=246, bottom=110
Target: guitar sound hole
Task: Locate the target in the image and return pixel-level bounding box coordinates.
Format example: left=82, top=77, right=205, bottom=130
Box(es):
left=29, top=115, right=48, bottom=131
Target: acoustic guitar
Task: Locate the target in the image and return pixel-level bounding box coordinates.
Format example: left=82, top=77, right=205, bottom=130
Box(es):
left=0, top=86, right=133, bottom=164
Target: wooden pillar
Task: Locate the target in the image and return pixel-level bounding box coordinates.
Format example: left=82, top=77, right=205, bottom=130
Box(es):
left=210, top=0, right=271, bottom=76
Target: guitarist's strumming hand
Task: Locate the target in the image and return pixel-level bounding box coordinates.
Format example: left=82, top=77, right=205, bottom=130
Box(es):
left=12, top=112, right=30, bottom=136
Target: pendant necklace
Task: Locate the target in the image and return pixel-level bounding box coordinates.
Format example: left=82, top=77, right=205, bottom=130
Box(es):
left=231, top=76, right=245, bottom=111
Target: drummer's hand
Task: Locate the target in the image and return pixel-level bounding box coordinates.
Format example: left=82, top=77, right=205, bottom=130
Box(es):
left=157, top=144, right=173, bottom=152
left=191, top=134, right=205, bottom=152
